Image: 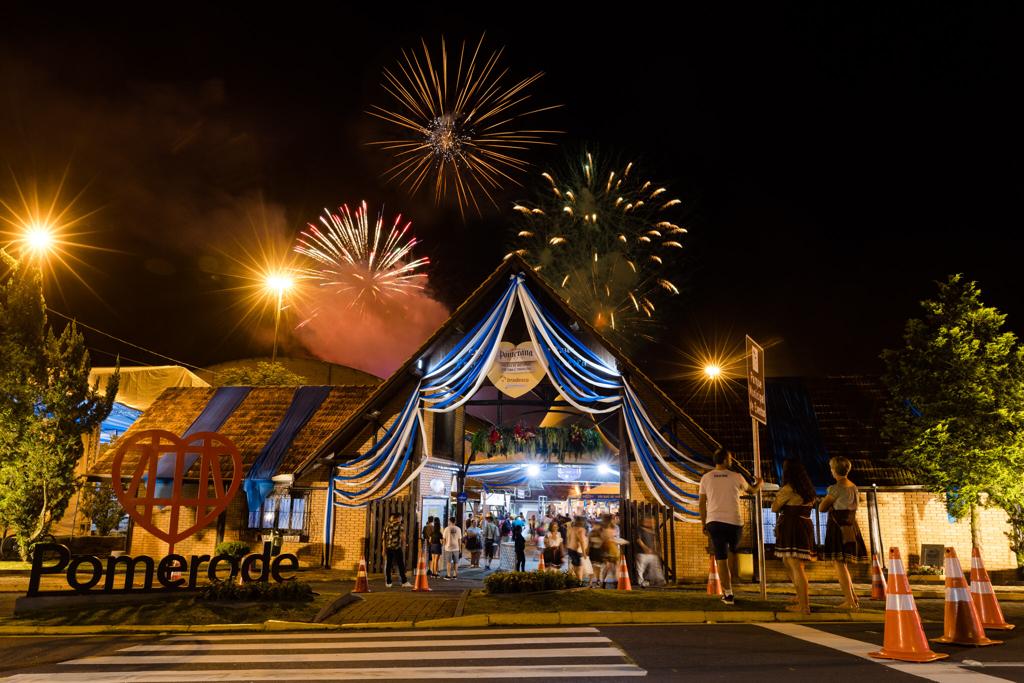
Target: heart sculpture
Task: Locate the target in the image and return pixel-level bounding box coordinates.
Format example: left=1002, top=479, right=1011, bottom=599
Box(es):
left=487, top=341, right=546, bottom=398
left=111, top=429, right=243, bottom=549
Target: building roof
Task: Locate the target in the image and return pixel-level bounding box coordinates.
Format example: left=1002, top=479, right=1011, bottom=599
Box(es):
left=89, top=385, right=375, bottom=480
left=661, top=375, right=914, bottom=488
left=295, top=254, right=723, bottom=475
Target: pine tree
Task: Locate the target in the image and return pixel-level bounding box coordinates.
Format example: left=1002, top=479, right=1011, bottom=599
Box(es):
left=882, top=275, right=1024, bottom=548
left=0, top=250, right=118, bottom=559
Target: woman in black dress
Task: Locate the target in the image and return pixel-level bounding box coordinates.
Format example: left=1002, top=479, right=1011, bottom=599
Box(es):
left=819, top=456, right=869, bottom=609
left=772, top=459, right=817, bottom=614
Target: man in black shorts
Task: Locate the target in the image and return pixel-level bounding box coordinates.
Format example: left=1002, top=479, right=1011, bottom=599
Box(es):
left=699, top=449, right=762, bottom=604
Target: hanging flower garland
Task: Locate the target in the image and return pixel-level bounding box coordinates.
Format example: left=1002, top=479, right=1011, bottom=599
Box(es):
left=469, top=422, right=602, bottom=463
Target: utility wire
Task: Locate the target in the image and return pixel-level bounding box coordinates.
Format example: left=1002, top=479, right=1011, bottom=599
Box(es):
left=45, top=307, right=209, bottom=372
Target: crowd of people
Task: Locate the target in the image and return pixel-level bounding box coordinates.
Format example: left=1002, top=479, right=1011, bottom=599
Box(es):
left=417, top=507, right=667, bottom=588
left=383, top=449, right=870, bottom=613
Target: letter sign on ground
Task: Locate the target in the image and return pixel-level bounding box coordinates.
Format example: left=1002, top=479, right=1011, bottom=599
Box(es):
left=746, top=335, right=767, bottom=425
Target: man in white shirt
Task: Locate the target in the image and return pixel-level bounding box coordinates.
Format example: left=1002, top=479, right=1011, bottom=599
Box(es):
left=441, top=518, right=463, bottom=580
left=699, top=449, right=762, bottom=605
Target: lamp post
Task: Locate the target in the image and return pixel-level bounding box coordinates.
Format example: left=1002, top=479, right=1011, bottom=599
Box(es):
left=264, top=272, right=293, bottom=363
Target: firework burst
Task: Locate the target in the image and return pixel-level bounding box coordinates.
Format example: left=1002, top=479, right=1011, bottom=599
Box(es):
left=507, top=152, right=687, bottom=346
left=294, top=201, right=429, bottom=312
left=368, top=34, right=561, bottom=217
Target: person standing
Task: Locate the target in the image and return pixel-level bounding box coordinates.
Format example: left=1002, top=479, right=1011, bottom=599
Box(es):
left=429, top=516, right=443, bottom=577
left=772, top=459, right=817, bottom=614
left=465, top=517, right=483, bottom=568
left=483, top=514, right=499, bottom=570
left=421, top=517, right=436, bottom=577
left=566, top=516, right=587, bottom=580
left=819, top=456, right=868, bottom=609
left=635, top=516, right=664, bottom=587
left=382, top=512, right=411, bottom=588
left=699, top=448, right=763, bottom=605
left=441, top=517, right=463, bottom=580
left=513, top=522, right=527, bottom=571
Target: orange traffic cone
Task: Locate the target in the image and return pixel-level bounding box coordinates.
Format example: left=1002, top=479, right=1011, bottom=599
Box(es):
left=412, top=549, right=431, bottom=592
left=353, top=556, right=371, bottom=593
left=616, top=553, right=632, bottom=591
left=870, top=553, right=887, bottom=601
left=932, top=547, right=999, bottom=646
left=537, top=553, right=546, bottom=571
left=706, top=555, right=723, bottom=596
left=970, top=546, right=1015, bottom=630
left=869, top=547, right=948, bottom=663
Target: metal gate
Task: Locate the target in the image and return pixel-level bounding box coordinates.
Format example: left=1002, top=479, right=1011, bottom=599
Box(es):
left=621, top=500, right=676, bottom=584
left=363, top=497, right=417, bottom=573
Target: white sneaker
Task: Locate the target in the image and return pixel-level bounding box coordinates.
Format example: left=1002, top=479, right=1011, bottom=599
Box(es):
left=402, top=582, right=413, bottom=588
left=385, top=583, right=393, bottom=588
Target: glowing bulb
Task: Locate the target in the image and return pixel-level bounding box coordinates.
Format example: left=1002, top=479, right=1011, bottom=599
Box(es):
left=526, top=464, right=541, bottom=478
left=597, top=463, right=612, bottom=475
left=703, top=364, right=722, bottom=380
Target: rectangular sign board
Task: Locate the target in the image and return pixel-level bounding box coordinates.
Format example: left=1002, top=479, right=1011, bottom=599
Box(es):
left=746, top=335, right=767, bottom=425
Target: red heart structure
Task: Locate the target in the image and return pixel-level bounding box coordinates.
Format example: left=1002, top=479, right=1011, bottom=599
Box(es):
left=111, top=429, right=243, bottom=550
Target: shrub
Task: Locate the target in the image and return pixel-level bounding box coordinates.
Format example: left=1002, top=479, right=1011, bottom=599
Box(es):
left=215, top=541, right=251, bottom=559
left=907, top=564, right=943, bottom=576
left=484, top=570, right=584, bottom=594
left=199, top=579, right=314, bottom=602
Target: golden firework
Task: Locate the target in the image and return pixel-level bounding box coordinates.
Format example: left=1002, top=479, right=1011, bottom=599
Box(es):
left=368, top=35, right=561, bottom=217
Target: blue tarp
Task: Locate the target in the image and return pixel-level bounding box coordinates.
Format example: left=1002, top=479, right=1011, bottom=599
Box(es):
left=152, top=386, right=252, bottom=497
left=244, top=386, right=331, bottom=512
left=99, top=402, right=143, bottom=444
left=765, top=381, right=832, bottom=494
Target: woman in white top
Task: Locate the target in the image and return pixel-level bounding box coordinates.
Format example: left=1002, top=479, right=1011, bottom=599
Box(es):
left=819, top=455, right=869, bottom=609
left=543, top=520, right=564, bottom=568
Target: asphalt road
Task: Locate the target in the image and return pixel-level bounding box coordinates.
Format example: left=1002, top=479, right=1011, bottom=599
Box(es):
left=2, top=618, right=1022, bottom=681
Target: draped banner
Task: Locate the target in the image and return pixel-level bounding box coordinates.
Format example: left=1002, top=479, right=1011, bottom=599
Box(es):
left=327, top=273, right=716, bottom=544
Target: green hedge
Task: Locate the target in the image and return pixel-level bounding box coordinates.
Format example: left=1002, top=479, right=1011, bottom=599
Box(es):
left=199, top=579, right=314, bottom=602
left=484, top=570, right=584, bottom=594
left=214, top=541, right=251, bottom=559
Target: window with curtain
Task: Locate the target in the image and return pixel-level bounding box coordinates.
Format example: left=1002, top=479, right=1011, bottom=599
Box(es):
left=762, top=507, right=829, bottom=549
left=247, top=492, right=307, bottom=531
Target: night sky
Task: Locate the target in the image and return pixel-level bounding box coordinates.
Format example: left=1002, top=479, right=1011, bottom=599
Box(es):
left=1, top=5, right=1019, bottom=379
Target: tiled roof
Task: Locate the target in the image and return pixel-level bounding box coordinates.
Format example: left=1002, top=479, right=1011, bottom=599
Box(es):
left=89, top=385, right=375, bottom=479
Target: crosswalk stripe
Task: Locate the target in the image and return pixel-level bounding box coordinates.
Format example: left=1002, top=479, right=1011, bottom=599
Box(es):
left=122, top=635, right=611, bottom=651
left=7, top=663, right=648, bottom=681
left=165, top=626, right=600, bottom=641
left=62, top=646, right=626, bottom=666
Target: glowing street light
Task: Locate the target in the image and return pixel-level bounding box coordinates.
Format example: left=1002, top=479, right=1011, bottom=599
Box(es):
left=22, top=222, right=56, bottom=257
left=703, top=363, right=722, bottom=380
left=526, top=464, right=541, bottom=478
left=264, top=271, right=295, bottom=363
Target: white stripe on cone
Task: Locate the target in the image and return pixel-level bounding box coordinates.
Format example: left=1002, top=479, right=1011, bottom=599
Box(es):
left=945, top=587, right=971, bottom=603
left=971, top=581, right=994, bottom=595
left=885, top=593, right=916, bottom=611
left=944, top=560, right=963, bottom=579
left=889, top=558, right=905, bottom=575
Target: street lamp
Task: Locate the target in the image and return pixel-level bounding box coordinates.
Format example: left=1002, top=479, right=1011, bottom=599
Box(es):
left=264, top=272, right=293, bottom=363
left=703, top=363, right=722, bottom=380
left=22, top=222, right=56, bottom=257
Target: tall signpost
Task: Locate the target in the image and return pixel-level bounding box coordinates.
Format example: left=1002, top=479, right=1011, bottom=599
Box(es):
left=746, top=336, right=768, bottom=600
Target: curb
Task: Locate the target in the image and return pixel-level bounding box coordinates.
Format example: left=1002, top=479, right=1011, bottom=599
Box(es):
left=0, top=610, right=885, bottom=635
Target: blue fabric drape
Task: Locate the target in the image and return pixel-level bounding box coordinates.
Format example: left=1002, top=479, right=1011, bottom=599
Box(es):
left=244, top=386, right=332, bottom=511
left=152, top=386, right=252, bottom=498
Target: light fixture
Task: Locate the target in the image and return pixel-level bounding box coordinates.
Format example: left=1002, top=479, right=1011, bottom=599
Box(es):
left=597, top=463, right=613, bottom=475
left=526, top=464, right=541, bottom=478
left=703, top=363, right=722, bottom=379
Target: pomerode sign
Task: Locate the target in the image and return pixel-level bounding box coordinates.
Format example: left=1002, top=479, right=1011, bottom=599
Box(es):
left=28, top=541, right=298, bottom=596
left=27, top=429, right=298, bottom=597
